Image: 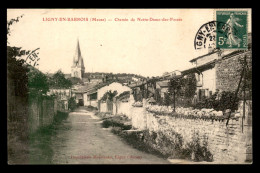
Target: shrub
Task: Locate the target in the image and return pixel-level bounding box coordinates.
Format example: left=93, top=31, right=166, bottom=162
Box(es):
left=116, top=130, right=166, bottom=158
left=193, top=91, right=239, bottom=112
left=185, top=132, right=213, bottom=162
left=101, top=118, right=132, bottom=130
left=68, top=97, right=77, bottom=111
left=100, top=90, right=118, bottom=101
left=85, top=105, right=98, bottom=111
left=54, top=111, right=69, bottom=123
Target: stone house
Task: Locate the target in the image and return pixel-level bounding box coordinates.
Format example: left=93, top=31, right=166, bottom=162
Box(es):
left=182, top=33, right=252, bottom=101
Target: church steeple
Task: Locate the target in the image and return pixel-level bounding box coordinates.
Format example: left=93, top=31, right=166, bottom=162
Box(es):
left=71, top=38, right=85, bottom=79
left=72, top=38, right=84, bottom=68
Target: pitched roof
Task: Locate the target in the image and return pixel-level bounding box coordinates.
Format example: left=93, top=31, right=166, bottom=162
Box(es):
left=85, top=80, right=127, bottom=94
left=73, top=82, right=99, bottom=93
left=189, top=50, right=218, bottom=63
left=181, top=59, right=216, bottom=75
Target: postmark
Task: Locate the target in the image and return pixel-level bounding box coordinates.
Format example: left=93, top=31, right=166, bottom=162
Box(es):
left=194, top=21, right=231, bottom=50
left=216, top=11, right=248, bottom=49
left=25, top=48, right=40, bottom=66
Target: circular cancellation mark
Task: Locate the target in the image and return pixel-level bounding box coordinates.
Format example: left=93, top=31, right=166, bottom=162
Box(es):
left=194, top=21, right=235, bottom=50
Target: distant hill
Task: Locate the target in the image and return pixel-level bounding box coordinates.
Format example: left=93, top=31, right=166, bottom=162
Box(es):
left=83, top=72, right=146, bottom=79
left=62, top=72, right=147, bottom=84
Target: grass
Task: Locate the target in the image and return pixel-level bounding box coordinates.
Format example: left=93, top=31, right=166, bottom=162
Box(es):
left=112, top=128, right=170, bottom=159
left=98, top=112, right=213, bottom=162
left=8, top=111, right=69, bottom=164
left=98, top=113, right=168, bottom=159
left=101, top=117, right=132, bottom=130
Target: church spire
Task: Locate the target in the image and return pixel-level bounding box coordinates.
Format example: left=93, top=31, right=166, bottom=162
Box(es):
left=71, top=38, right=85, bottom=79
left=72, top=38, right=84, bottom=68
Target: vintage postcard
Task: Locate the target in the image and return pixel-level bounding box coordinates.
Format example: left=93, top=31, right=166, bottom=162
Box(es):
left=7, top=8, right=252, bottom=164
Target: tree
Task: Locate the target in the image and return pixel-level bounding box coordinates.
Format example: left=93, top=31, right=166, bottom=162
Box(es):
left=7, top=14, right=24, bottom=44
left=27, top=66, right=49, bottom=96
left=68, top=97, right=77, bottom=111
left=154, top=89, right=162, bottom=105
left=48, top=70, right=72, bottom=89
left=168, top=77, right=183, bottom=111
left=183, top=73, right=197, bottom=99
left=68, top=77, right=84, bottom=85
left=101, top=90, right=118, bottom=101
left=167, top=74, right=197, bottom=109
left=163, top=92, right=172, bottom=106
left=7, top=15, right=30, bottom=97
left=7, top=48, right=28, bottom=97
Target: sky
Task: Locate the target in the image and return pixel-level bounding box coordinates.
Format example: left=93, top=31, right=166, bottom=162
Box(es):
left=7, top=9, right=251, bottom=77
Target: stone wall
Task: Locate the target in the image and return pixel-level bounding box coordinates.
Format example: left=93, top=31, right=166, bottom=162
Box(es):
left=98, top=95, right=252, bottom=163
left=28, top=100, right=40, bottom=133
left=131, top=101, right=252, bottom=163
left=216, top=51, right=252, bottom=93
left=41, top=98, right=56, bottom=126
left=28, top=96, right=65, bottom=133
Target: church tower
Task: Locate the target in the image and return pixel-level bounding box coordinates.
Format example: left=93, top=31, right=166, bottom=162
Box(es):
left=71, top=38, right=85, bottom=79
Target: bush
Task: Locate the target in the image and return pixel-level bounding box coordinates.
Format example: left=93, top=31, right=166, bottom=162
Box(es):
left=85, top=105, right=98, bottom=111
left=100, top=90, right=118, bottom=101
left=113, top=127, right=213, bottom=162
left=101, top=117, right=132, bottom=130
left=68, top=97, right=77, bottom=111
left=54, top=111, right=69, bottom=123
left=113, top=129, right=166, bottom=158
left=185, top=132, right=213, bottom=162
left=193, top=91, right=239, bottom=112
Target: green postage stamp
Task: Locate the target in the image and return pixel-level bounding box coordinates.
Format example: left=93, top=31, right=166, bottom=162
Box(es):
left=216, top=11, right=248, bottom=49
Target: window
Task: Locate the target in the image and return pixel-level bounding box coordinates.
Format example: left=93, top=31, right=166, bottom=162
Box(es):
left=90, top=93, right=97, bottom=100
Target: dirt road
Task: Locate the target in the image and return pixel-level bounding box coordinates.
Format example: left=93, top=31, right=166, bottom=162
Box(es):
left=29, top=108, right=170, bottom=164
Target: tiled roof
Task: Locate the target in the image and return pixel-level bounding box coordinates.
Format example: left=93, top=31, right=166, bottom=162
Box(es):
left=73, top=82, right=100, bottom=93
left=88, top=80, right=128, bottom=94
left=73, top=80, right=125, bottom=94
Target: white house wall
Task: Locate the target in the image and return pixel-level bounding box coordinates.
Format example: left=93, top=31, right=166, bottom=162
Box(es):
left=201, top=67, right=216, bottom=93
left=83, top=93, right=88, bottom=106
left=83, top=93, right=98, bottom=107
left=97, top=83, right=132, bottom=100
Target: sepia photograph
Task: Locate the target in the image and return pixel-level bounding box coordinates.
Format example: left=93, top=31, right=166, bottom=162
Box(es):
left=7, top=8, right=252, bottom=164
